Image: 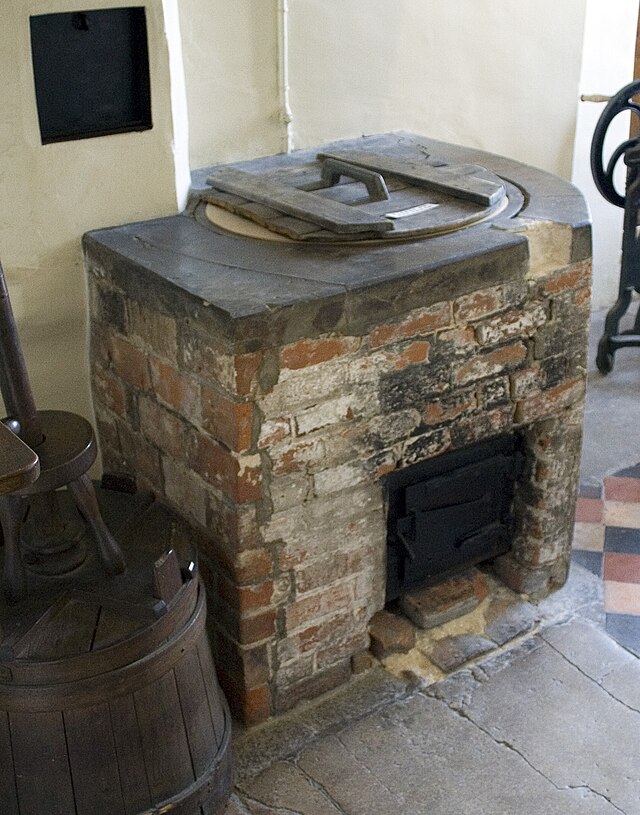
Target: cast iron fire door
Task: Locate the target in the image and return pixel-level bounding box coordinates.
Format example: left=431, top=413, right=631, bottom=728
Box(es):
left=385, top=435, right=524, bottom=601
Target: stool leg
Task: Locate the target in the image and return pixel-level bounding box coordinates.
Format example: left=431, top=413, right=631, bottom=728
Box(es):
left=0, top=495, right=25, bottom=602
left=68, top=474, right=126, bottom=575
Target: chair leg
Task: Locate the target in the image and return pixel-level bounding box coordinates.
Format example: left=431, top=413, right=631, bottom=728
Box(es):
left=68, top=474, right=126, bottom=575
left=0, top=495, right=25, bottom=602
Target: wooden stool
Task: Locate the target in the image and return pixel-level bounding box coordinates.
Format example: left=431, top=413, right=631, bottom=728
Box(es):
left=0, top=259, right=125, bottom=601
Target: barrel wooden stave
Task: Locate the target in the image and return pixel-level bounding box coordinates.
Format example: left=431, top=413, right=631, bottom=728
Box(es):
left=0, top=583, right=232, bottom=815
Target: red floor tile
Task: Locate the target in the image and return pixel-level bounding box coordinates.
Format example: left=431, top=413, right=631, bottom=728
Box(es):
left=604, top=476, right=640, bottom=503
left=574, top=497, right=604, bottom=524
left=604, top=552, right=640, bottom=584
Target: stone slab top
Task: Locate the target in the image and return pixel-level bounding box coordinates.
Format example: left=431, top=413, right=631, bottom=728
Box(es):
left=84, top=133, right=590, bottom=326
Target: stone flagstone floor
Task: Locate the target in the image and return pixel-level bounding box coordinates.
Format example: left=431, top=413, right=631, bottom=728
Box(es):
left=574, top=464, right=640, bottom=655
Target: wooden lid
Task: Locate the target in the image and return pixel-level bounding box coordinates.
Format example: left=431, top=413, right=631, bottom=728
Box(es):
left=201, top=136, right=523, bottom=243
left=0, top=495, right=200, bottom=686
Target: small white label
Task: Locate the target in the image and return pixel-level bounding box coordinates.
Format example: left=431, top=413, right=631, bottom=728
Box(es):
left=385, top=202, right=440, bottom=219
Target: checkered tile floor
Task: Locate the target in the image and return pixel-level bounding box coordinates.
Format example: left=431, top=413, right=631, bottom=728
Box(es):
left=573, top=463, right=640, bottom=655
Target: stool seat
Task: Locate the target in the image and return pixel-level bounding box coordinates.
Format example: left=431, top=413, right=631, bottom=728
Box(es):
left=14, top=410, right=96, bottom=495
left=0, top=412, right=125, bottom=602
left=0, top=422, right=39, bottom=496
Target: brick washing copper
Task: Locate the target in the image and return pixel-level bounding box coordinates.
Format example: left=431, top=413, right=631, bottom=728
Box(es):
left=83, top=133, right=591, bottom=725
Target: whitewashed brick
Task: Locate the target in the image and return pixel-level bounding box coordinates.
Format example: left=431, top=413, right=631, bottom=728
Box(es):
left=504, top=217, right=573, bottom=280
left=476, top=304, right=547, bottom=345
left=270, top=473, right=312, bottom=513
left=313, top=461, right=369, bottom=496
left=258, top=417, right=292, bottom=448
left=367, top=409, right=421, bottom=446
left=261, top=358, right=349, bottom=416
left=294, top=394, right=355, bottom=436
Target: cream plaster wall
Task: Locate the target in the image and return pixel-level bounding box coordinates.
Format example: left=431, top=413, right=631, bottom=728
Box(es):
left=178, top=0, right=282, bottom=169
left=0, top=0, right=187, bottom=422
left=287, top=0, right=587, bottom=180
left=181, top=0, right=588, bottom=180
left=571, top=0, right=639, bottom=309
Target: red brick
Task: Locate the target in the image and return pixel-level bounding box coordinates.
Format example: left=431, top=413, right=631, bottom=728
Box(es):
left=238, top=609, right=277, bottom=643
left=476, top=306, right=546, bottom=346
left=403, top=427, right=452, bottom=466
left=189, top=434, right=262, bottom=503
left=201, top=385, right=254, bottom=451
left=376, top=461, right=397, bottom=478
left=110, top=336, right=151, bottom=391
left=181, top=332, right=233, bottom=385
left=369, top=302, right=451, bottom=348
left=94, top=412, right=120, bottom=462
left=284, top=612, right=358, bottom=659
left=93, top=368, right=127, bottom=417
left=493, top=554, right=554, bottom=598
left=235, top=351, right=263, bottom=395
left=90, top=323, right=113, bottom=367
left=149, top=357, right=199, bottom=415
left=514, top=378, right=585, bottom=424
left=286, top=583, right=354, bottom=631
left=218, top=573, right=275, bottom=613
left=437, top=326, right=477, bottom=353
left=216, top=668, right=271, bottom=724
left=280, top=336, right=360, bottom=370
left=351, top=650, right=376, bottom=674
left=386, top=341, right=430, bottom=369
left=241, top=684, right=272, bottom=725
left=214, top=632, right=271, bottom=688
left=207, top=493, right=261, bottom=553
left=116, top=419, right=162, bottom=490
left=574, top=287, right=591, bottom=307
left=510, top=365, right=543, bottom=400
left=161, top=457, right=208, bottom=526
left=316, top=631, right=370, bottom=670
left=450, top=405, right=513, bottom=448
left=127, top=300, right=177, bottom=362
left=275, top=661, right=351, bottom=713
left=454, top=342, right=527, bottom=386
left=535, top=461, right=552, bottom=485
left=368, top=609, right=416, bottom=657
left=217, top=599, right=277, bottom=644
left=213, top=545, right=274, bottom=584
left=294, top=548, right=370, bottom=594
left=139, top=397, right=186, bottom=459
left=277, top=547, right=307, bottom=572
left=539, top=260, right=591, bottom=296
left=400, top=570, right=488, bottom=629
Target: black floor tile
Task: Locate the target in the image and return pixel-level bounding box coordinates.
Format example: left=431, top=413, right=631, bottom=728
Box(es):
left=604, top=525, right=640, bottom=555
left=614, top=462, right=640, bottom=479
left=571, top=549, right=603, bottom=577
left=605, top=613, right=640, bottom=657
left=578, top=480, right=603, bottom=499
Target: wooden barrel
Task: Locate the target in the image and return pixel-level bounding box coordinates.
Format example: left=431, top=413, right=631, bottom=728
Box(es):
left=0, top=541, right=232, bottom=815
